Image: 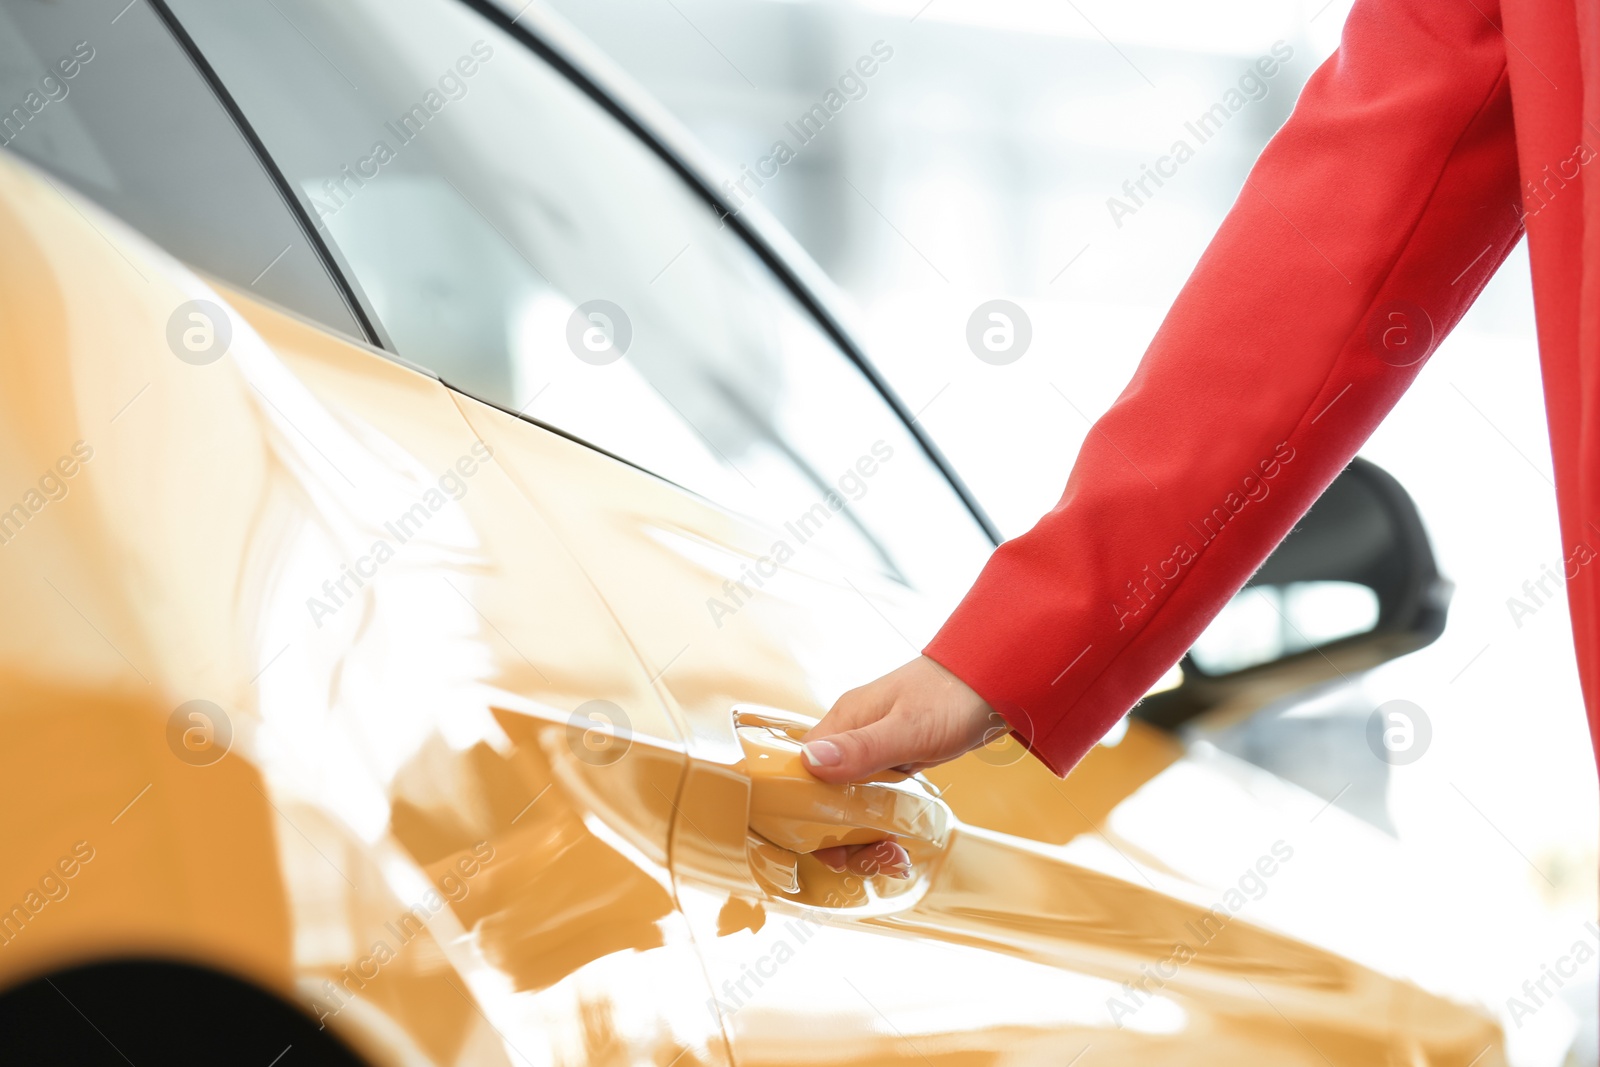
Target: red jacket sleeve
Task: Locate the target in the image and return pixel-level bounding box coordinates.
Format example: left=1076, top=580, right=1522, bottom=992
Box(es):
left=924, top=0, right=1524, bottom=776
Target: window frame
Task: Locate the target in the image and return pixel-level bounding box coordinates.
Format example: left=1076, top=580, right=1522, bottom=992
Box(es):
left=143, top=0, right=387, bottom=349
left=156, top=0, right=1001, bottom=546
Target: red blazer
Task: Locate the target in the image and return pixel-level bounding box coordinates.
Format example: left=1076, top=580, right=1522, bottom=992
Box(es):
left=924, top=0, right=1599, bottom=776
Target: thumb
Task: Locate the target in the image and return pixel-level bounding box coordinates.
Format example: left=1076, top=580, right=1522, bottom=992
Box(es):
left=801, top=714, right=919, bottom=783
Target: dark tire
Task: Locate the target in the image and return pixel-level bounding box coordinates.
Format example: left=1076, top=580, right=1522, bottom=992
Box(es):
left=0, top=959, right=369, bottom=1066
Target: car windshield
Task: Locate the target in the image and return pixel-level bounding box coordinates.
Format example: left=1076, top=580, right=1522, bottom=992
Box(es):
left=168, top=0, right=993, bottom=605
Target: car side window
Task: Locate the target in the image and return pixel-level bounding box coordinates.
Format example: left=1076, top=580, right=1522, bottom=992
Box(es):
left=169, top=0, right=992, bottom=601
left=0, top=0, right=361, bottom=337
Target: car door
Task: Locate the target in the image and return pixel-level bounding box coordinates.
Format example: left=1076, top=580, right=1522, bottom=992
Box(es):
left=157, top=1, right=1512, bottom=1063
left=0, top=2, right=734, bottom=1064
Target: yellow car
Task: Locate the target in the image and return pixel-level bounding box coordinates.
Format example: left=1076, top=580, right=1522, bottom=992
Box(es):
left=0, top=0, right=1558, bottom=1063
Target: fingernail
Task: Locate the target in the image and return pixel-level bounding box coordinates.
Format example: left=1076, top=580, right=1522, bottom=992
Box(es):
left=884, top=846, right=911, bottom=879
left=802, top=739, right=841, bottom=767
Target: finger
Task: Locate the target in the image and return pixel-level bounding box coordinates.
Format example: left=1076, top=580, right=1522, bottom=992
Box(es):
left=801, top=713, right=922, bottom=784
left=802, top=685, right=882, bottom=743
left=812, top=845, right=851, bottom=872
left=810, top=840, right=912, bottom=878
left=845, top=840, right=910, bottom=879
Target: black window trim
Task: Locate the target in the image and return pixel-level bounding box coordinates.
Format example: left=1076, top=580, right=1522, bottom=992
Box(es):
left=146, top=0, right=391, bottom=351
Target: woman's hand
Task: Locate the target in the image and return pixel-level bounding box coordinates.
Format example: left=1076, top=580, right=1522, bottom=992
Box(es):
left=799, top=655, right=1004, bottom=876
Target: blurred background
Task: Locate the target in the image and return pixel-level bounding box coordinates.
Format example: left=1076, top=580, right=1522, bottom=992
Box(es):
left=535, top=0, right=1597, bottom=1053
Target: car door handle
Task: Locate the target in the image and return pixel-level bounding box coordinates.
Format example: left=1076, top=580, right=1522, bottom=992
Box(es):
left=732, top=705, right=951, bottom=905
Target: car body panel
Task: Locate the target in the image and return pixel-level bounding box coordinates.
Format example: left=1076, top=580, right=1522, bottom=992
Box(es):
left=0, top=154, right=728, bottom=1067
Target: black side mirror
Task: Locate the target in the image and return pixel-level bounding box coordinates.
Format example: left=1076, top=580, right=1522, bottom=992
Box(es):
left=1137, top=457, right=1452, bottom=730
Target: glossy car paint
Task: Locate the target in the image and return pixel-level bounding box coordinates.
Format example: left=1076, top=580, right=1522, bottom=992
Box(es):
left=0, top=130, right=1512, bottom=1067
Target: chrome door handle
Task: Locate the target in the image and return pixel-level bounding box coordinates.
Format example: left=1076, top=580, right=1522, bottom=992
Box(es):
left=732, top=705, right=951, bottom=906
